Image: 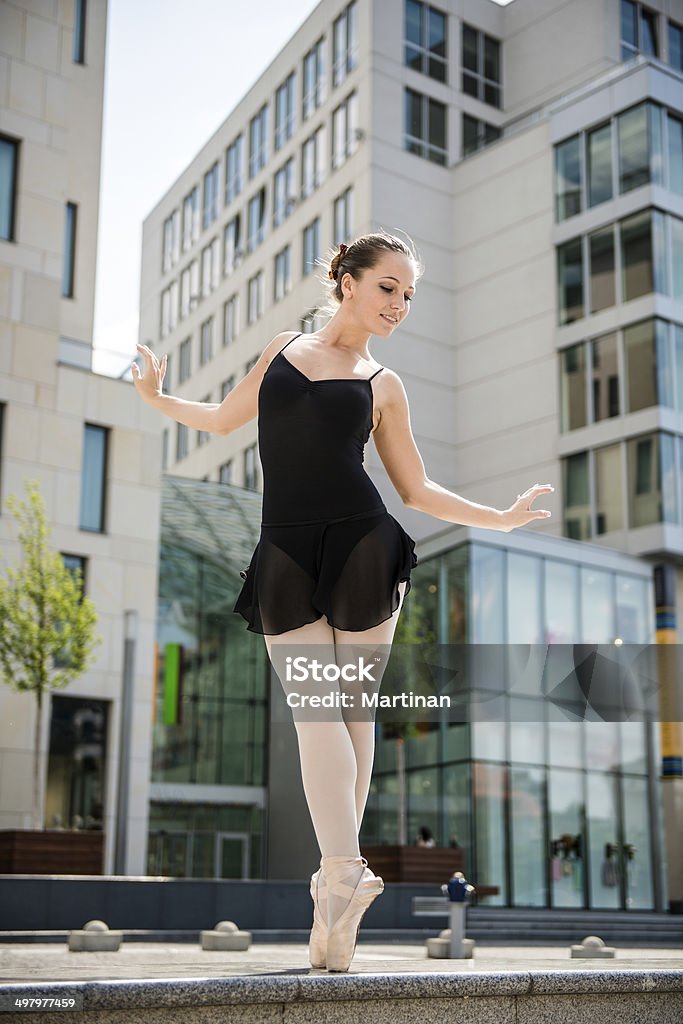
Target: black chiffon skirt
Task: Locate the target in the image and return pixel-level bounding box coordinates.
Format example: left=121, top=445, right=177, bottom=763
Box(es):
left=233, top=507, right=418, bottom=636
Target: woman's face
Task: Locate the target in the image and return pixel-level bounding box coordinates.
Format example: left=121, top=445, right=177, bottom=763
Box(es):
left=341, top=252, right=417, bottom=334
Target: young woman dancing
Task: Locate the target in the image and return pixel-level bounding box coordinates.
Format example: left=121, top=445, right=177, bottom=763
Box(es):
left=133, top=231, right=553, bottom=972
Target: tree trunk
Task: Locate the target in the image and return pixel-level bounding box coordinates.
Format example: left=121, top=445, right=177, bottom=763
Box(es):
left=33, top=690, right=42, bottom=830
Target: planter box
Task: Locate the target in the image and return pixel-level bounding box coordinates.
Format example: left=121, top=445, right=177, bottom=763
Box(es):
left=0, top=830, right=104, bottom=875
left=360, top=844, right=464, bottom=884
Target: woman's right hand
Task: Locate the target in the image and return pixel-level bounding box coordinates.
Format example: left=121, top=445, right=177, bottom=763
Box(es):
left=132, top=342, right=167, bottom=403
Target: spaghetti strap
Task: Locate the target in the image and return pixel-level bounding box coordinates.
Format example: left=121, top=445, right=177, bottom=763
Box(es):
left=280, top=332, right=303, bottom=351
left=369, top=366, right=384, bottom=380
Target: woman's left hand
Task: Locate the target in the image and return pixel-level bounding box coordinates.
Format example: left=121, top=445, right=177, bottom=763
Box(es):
left=502, top=484, right=554, bottom=532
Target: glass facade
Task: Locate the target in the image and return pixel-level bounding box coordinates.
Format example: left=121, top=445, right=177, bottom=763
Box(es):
left=149, top=476, right=269, bottom=879
left=150, top=479, right=663, bottom=906
left=364, top=539, right=661, bottom=910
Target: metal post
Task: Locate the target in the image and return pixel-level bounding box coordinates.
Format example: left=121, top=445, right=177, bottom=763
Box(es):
left=114, top=610, right=138, bottom=875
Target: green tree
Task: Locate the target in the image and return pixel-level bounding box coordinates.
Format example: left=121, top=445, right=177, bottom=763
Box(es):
left=0, top=480, right=102, bottom=829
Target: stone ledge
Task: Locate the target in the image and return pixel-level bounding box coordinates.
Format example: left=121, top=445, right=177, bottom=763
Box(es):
left=1, top=968, right=682, bottom=1011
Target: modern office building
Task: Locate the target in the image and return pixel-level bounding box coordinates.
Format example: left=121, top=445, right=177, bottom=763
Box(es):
left=0, top=0, right=162, bottom=874
left=139, top=0, right=683, bottom=912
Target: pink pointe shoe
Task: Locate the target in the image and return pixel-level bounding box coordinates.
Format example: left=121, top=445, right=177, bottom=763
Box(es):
left=322, top=854, right=384, bottom=973
left=308, top=858, right=328, bottom=969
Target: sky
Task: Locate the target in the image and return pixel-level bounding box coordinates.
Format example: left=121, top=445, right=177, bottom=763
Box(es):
left=92, top=0, right=515, bottom=378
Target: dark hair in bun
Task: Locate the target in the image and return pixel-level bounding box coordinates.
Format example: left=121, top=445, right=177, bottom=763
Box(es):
left=319, top=230, right=423, bottom=314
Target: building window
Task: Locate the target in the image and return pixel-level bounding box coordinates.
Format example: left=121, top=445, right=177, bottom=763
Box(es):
left=0, top=135, right=18, bottom=243
left=73, top=0, right=86, bottom=64
left=557, top=238, right=584, bottom=325
left=202, top=161, right=220, bottom=231
left=628, top=431, right=677, bottom=526
left=180, top=266, right=191, bottom=319
left=462, top=22, right=502, bottom=108
left=162, top=352, right=172, bottom=393
left=595, top=443, right=625, bottom=535
left=589, top=225, right=616, bottom=313
left=301, top=307, right=327, bottom=333
left=303, top=218, right=320, bottom=276
left=555, top=135, right=581, bottom=220
left=223, top=214, right=242, bottom=275
left=162, top=210, right=181, bottom=273
left=197, top=395, right=211, bottom=447
left=275, top=71, right=296, bottom=151
left=160, top=289, right=169, bottom=339
left=221, top=376, right=235, bottom=400
left=333, top=187, right=353, bottom=246
left=562, top=451, right=590, bottom=540
left=249, top=103, right=269, bottom=178
left=332, top=91, right=359, bottom=170
left=669, top=19, right=683, bottom=71
left=200, top=317, right=213, bottom=366
left=201, top=239, right=220, bottom=298
left=61, top=553, right=87, bottom=600
left=162, top=428, right=169, bottom=470
left=80, top=424, right=108, bottom=533
left=274, top=245, right=292, bottom=302
left=62, top=202, right=77, bottom=298
left=333, top=1, right=358, bottom=88
left=244, top=443, right=259, bottom=490
left=247, top=188, right=266, bottom=252
left=179, top=337, right=192, bottom=383
left=273, top=158, right=295, bottom=228
left=462, top=113, right=501, bottom=157
left=176, top=423, right=189, bottom=461
left=303, top=37, right=326, bottom=120
left=247, top=271, right=264, bottom=324
left=404, top=0, right=447, bottom=83
left=592, top=332, right=620, bottom=422
left=190, top=260, right=199, bottom=311
left=225, top=134, right=244, bottom=204
left=301, top=125, right=326, bottom=198
left=621, top=0, right=659, bottom=62
left=404, top=88, right=447, bottom=165
left=182, top=186, right=199, bottom=251
left=219, top=460, right=233, bottom=484
left=223, top=295, right=239, bottom=346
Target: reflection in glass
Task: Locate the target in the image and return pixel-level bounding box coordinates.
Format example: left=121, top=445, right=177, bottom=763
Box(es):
left=672, top=213, right=683, bottom=301
left=547, top=722, right=583, bottom=768
left=444, top=762, right=471, bottom=858
left=470, top=544, right=504, bottom=642
left=510, top=709, right=545, bottom=765
left=591, top=332, right=619, bottom=422
left=507, top=552, right=542, bottom=645
left=586, top=771, right=620, bottom=908
left=622, top=775, right=654, bottom=908
left=446, top=544, right=468, bottom=643
left=624, top=318, right=672, bottom=412
left=473, top=762, right=506, bottom=904
left=595, top=443, right=624, bottom=535
left=563, top=451, right=591, bottom=540
left=616, top=575, right=652, bottom=643
left=548, top=768, right=584, bottom=907
left=620, top=720, right=648, bottom=773
left=589, top=226, right=615, bottom=312
left=560, top=343, right=587, bottom=431
left=558, top=238, right=583, bottom=324
left=555, top=135, right=581, bottom=220
left=669, top=113, right=683, bottom=195
left=627, top=431, right=677, bottom=527
left=618, top=103, right=649, bottom=192
left=511, top=767, right=545, bottom=906
left=585, top=721, right=619, bottom=771
left=544, top=559, right=578, bottom=642
left=580, top=566, right=614, bottom=642
left=620, top=209, right=653, bottom=300
left=588, top=122, right=612, bottom=207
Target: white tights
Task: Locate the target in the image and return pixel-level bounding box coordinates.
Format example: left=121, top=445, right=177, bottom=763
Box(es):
left=264, top=582, right=407, bottom=924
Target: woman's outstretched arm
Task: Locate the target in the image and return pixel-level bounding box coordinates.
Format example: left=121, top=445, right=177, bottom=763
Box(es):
left=131, top=333, right=299, bottom=435
left=372, top=369, right=553, bottom=533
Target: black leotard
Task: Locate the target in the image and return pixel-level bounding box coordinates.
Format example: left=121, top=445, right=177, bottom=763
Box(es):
left=233, top=333, right=418, bottom=635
